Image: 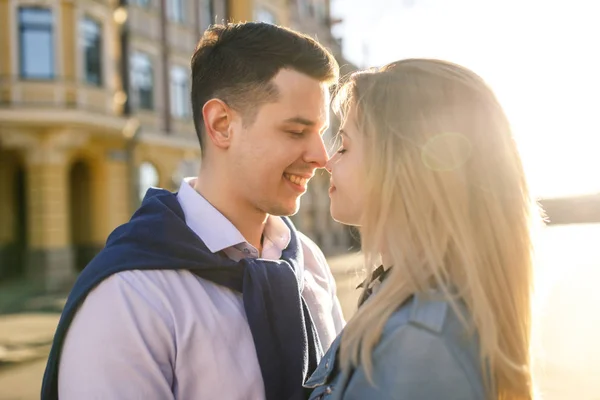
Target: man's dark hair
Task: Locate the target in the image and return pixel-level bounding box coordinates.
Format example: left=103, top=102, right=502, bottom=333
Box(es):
left=190, top=22, right=339, bottom=150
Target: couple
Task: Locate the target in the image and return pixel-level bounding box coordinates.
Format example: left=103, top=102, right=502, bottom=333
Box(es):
left=41, top=22, right=536, bottom=399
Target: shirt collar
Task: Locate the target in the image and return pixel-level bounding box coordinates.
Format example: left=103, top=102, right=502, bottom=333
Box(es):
left=177, top=178, right=246, bottom=253
left=176, top=178, right=291, bottom=255
left=262, top=213, right=291, bottom=258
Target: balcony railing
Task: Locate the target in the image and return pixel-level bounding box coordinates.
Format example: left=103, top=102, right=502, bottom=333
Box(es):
left=0, top=75, right=116, bottom=116
left=0, top=75, right=198, bottom=142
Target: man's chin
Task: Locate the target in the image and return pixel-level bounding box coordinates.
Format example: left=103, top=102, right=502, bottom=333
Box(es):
left=267, top=200, right=301, bottom=217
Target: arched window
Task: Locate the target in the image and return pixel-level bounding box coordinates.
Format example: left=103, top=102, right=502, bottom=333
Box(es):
left=170, top=66, right=190, bottom=119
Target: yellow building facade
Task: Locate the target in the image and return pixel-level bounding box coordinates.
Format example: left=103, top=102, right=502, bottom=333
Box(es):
left=0, top=0, right=216, bottom=289
left=0, top=0, right=356, bottom=290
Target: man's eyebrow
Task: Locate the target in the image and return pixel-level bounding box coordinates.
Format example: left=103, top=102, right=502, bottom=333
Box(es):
left=283, top=116, right=316, bottom=126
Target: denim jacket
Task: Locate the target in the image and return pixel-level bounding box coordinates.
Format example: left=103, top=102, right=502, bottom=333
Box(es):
left=304, top=292, right=488, bottom=400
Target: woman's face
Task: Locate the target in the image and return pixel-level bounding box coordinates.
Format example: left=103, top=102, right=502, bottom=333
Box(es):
left=326, top=106, right=366, bottom=226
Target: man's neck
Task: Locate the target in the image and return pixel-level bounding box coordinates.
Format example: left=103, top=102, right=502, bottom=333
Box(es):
left=193, top=172, right=267, bottom=253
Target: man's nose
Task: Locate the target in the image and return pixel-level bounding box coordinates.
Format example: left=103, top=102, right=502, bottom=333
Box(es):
left=305, top=134, right=329, bottom=168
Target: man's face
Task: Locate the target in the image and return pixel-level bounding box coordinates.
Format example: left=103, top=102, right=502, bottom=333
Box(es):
left=227, top=69, right=330, bottom=216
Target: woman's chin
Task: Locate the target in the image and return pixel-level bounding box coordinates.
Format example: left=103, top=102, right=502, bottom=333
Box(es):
left=330, top=204, right=360, bottom=227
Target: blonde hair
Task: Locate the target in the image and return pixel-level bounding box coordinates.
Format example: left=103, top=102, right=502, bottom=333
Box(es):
left=334, top=59, right=537, bottom=399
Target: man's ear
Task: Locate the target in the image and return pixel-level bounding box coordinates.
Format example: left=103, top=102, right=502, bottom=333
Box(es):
left=202, top=99, right=235, bottom=149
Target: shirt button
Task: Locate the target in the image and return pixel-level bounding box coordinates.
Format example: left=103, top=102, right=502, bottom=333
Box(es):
left=243, top=248, right=250, bottom=254
left=325, top=386, right=332, bottom=394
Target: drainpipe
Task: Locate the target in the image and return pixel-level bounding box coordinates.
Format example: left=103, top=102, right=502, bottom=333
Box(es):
left=114, top=1, right=143, bottom=215
left=159, top=0, right=171, bottom=134
left=113, top=0, right=130, bottom=116
left=123, top=117, right=142, bottom=215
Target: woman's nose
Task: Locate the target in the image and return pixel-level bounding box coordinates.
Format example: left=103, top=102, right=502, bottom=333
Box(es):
left=324, top=157, right=334, bottom=173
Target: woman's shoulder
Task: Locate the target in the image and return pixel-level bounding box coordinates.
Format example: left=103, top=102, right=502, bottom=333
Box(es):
left=366, top=291, right=485, bottom=398
left=384, top=291, right=450, bottom=334
left=381, top=290, right=481, bottom=359
left=384, top=290, right=472, bottom=336
left=306, top=291, right=487, bottom=399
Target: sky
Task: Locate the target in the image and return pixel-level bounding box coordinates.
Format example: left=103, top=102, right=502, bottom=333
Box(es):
left=330, top=0, right=600, bottom=199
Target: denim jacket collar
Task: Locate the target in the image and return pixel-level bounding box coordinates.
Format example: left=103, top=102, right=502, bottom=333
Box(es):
left=304, top=333, right=342, bottom=389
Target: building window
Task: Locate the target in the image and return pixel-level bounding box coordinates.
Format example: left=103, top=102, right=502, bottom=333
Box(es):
left=81, top=17, right=102, bottom=86
left=19, top=7, right=54, bottom=79
left=199, top=0, right=213, bottom=31
left=170, top=66, right=189, bottom=119
left=139, top=162, right=159, bottom=201
left=254, top=7, right=277, bottom=24
left=130, top=52, right=154, bottom=110
left=167, top=0, right=184, bottom=22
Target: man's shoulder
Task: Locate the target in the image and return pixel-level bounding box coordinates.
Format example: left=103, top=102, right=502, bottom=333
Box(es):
left=83, top=269, right=229, bottom=315
left=81, top=270, right=188, bottom=311
left=95, top=269, right=192, bottom=292
left=71, top=268, right=245, bottom=337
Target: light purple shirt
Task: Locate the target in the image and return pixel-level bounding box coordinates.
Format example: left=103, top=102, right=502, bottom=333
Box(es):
left=58, top=179, right=345, bottom=400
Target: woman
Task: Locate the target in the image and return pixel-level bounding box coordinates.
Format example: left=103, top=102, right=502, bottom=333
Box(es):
left=305, top=59, right=538, bottom=399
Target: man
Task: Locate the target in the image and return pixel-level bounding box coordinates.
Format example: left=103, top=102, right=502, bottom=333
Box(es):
left=41, top=22, right=344, bottom=400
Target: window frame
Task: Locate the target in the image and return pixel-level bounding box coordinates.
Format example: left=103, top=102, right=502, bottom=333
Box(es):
left=80, top=15, right=103, bottom=86
left=130, top=51, right=155, bottom=111
left=18, top=7, right=55, bottom=80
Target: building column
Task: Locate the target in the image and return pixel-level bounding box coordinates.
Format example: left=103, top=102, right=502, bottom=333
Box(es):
left=104, top=155, right=131, bottom=236
left=24, top=147, right=75, bottom=291
left=0, top=152, right=15, bottom=280
left=60, top=0, right=77, bottom=104
left=0, top=0, right=11, bottom=103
